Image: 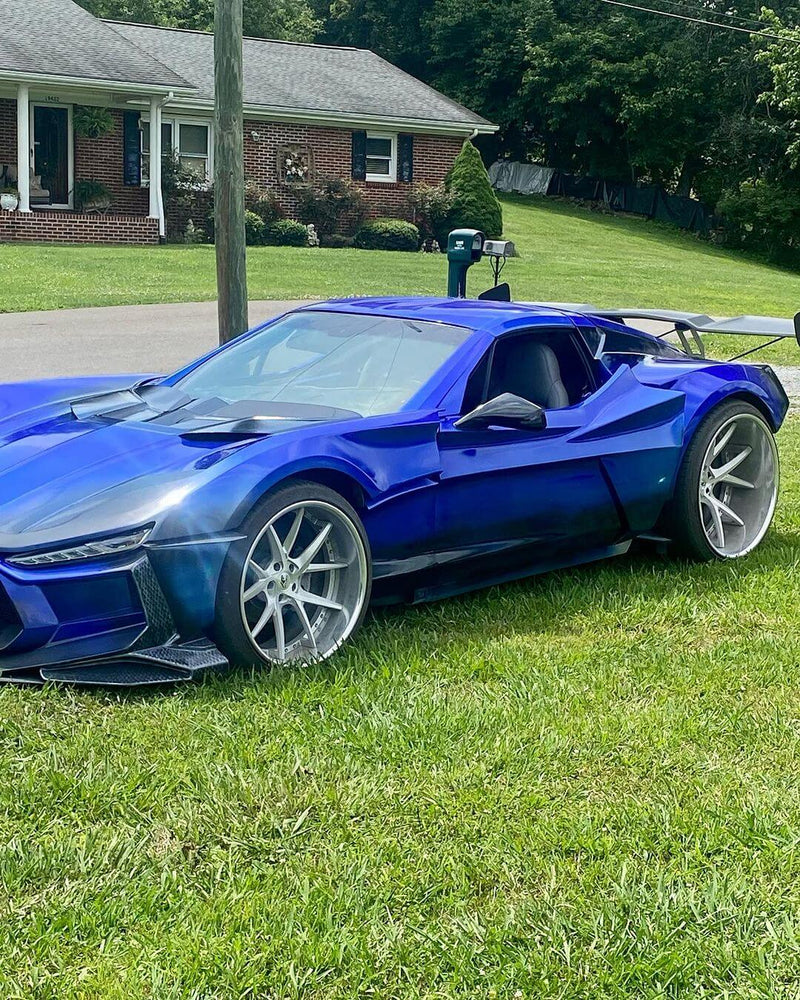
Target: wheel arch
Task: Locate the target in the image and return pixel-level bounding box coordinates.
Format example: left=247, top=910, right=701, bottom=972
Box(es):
left=228, top=460, right=374, bottom=530
left=685, top=385, right=781, bottom=447
left=721, top=390, right=778, bottom=430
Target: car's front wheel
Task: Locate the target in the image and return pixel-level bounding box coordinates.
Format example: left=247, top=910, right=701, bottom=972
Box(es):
left=215, top=481, right=371, bottom=666
left=667, top=399, right=779, bottom=560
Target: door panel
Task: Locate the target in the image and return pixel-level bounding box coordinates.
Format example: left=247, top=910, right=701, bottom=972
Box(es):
left=436, top=422, right=622, bottom=558
left=33, top=107, right=69, bottom=205
left=435, top=362, right=686, bottom=570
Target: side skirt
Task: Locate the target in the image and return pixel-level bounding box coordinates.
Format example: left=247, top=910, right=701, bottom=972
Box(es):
left=372, top=539, right=633, bottom=605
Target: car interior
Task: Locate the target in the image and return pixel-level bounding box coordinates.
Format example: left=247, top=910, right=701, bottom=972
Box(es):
left=461, top=328, right=596, bottom=414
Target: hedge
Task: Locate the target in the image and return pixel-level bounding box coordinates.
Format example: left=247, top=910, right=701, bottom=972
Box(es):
left=353, top=218, right=420, bottom=251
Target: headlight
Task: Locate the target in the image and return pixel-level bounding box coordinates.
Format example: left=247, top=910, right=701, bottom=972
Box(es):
left=7, top=527, right=152, bottom=567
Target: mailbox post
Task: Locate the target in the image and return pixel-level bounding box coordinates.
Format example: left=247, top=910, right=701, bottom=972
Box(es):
left=446, top=229, right=485, bottom=298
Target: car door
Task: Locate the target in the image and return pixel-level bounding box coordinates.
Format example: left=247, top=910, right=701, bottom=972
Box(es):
left=433, top=324, right=685, bottom=580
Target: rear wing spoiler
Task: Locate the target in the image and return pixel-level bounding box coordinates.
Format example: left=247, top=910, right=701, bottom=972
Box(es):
left=529, top=304, right=800, bottom=361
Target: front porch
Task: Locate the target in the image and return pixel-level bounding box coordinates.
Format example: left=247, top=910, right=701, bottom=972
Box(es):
left=0, top=80, right=168, bottom=245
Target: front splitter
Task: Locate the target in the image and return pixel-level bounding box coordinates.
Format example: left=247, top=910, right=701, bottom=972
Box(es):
left=0, top=638, right=229, bottom=687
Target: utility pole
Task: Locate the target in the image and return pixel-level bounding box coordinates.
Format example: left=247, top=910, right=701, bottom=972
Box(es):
left=214, top=0, right=248, bottom=344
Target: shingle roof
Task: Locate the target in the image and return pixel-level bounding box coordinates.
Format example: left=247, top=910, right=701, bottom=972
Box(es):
left=108, top=22, right=492, bottom=128
left=0, top=0, right=190, bottom=88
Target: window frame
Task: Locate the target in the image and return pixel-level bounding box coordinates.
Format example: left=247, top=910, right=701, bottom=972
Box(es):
left=365, top=131, right=397, bottom=183
left=459, top=327, right=599, bottom=414
left=140, top=115, right=213, bottom=186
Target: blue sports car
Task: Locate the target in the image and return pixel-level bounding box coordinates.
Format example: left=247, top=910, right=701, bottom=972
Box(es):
left=0, top=296, right=790, bottom=685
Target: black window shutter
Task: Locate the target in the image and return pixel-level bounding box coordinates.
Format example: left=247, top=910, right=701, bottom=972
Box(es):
left=398, top=134, right=413, bottom=183
left=352, top=130, right=367, bottom=181
left=123, top=110, right=142, bottom=187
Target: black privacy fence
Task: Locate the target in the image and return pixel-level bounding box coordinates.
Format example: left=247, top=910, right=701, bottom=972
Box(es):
left=489, top=161, right=715, bottom=235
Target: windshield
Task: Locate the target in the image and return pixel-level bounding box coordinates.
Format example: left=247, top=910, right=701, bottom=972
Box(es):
left=172, top=310, right=471, bottom=417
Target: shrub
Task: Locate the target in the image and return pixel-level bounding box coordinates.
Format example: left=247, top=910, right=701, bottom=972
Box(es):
left=354, top=218, right=420, bottom=251
left=293, top=176, right=367, bottom=236
left=245, top=210, right=266, bottom=245
left=73, top=179, right=113, bottom=211
left=183, top=219, right=205, bottom=244
left=263, top=219, right=309, bottom=246
left=445, top=140, right=503, bottom=239
left=244, top=180, right=284, bottom=225
left=406, top=182, right=454, bottom=245
left=717, top=178, right=800, bottom=261
left=161, top=149, right=201, bottom=200
left=319, top=233, right=355, bottom=249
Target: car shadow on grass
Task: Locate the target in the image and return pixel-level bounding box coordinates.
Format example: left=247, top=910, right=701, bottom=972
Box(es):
left=75, top=529, right=800, bottom=705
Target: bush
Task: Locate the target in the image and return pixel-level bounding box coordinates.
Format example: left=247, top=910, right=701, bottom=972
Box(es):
left=354, top=218, right=420, bottom=251
left=445, top=140, right=503, bottom=239
left=717, top=178, right=800, bottom=261
left=73, top=179, right=113, bottom=211
left=319, top=233, right=355, bottom=249
left=406, top=182, right=454, bottom=245
left=245, top=210, right=266, bottom=245
left=244, top=180, right=284, bottom=225
left=263, top=219, right=309, bottom=246
left=293, top=176, right=367, bottom=236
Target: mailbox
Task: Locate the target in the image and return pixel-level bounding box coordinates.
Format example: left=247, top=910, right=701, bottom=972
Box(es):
left=446, top=229, right=485, bottom=297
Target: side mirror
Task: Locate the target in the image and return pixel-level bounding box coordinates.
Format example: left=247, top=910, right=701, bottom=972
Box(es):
left=455, top=392, right=547, bottom=431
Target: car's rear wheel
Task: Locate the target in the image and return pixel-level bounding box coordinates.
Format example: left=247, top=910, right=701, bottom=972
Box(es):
left=215, top=481, right=371, bottom=666
left=667, top=400, right=779, bottom=560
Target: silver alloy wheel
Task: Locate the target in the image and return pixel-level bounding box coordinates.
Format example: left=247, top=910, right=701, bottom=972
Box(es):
left=698, top=412, right=778, bottom=558
left=239, top=500, right=368, bottom=663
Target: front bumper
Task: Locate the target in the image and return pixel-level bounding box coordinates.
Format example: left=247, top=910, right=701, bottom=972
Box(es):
left=0, top=552, right=229, bottom=686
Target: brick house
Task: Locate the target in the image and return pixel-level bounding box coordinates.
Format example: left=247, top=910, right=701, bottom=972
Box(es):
left=0, top=0, right=494, bottom=245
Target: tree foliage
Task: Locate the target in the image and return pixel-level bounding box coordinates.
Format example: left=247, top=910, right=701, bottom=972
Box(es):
left=446, top=140, right=503, bottom=237
left=79, top=0, right=320, bottom=40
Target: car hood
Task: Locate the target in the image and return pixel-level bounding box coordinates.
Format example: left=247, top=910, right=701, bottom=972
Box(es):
left=0, top=380, right=354, bottom=551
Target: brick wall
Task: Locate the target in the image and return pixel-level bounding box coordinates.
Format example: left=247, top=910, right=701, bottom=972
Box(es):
left=0, top=99, right=15, bottom=170
left=0, top=209, right=158, bottom=244
left=243, top=121, right=463, bottom=224
left=74, top=108, right=148, bottom=215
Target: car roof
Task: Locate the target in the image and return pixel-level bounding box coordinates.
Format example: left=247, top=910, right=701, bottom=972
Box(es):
left=299, top=297, right=576, bottom=337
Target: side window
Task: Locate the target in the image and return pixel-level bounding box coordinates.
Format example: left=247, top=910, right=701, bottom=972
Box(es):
left=485, top=328, right=594, bottom=410
left=461, top=351, right=491, bottom=414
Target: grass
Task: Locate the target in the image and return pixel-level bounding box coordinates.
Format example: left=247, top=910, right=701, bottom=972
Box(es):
left=2, top=417, right=800, bottom=997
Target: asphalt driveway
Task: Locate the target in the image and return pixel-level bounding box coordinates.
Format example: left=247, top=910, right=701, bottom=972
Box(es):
left=0, top=300, right=309, bottom=380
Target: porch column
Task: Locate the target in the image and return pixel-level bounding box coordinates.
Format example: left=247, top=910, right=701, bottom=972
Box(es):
left=16, top=84, right=31, bottom=213
left=148, top=96, right=164, bottom=235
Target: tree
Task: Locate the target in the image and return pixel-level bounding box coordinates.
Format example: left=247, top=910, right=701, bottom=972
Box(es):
left=78, top=0, right=320, bottom=40
left=446, top=140, right=503, bottom=237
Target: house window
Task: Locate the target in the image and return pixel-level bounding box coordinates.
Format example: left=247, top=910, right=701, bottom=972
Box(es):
left=141, top=118, right=212, bottom=183
left=366, top=133, right=396, bottom=182
left=141, top=120, right=173, bottom=184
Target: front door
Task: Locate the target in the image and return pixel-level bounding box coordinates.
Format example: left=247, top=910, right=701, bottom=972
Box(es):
left=32, top=106, right=71, bottom=207
left=434, top=327, right=686, bottom=577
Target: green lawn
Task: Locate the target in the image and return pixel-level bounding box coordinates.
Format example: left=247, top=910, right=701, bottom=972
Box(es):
left=2, top=194, right=799, bottom=318
left=1, top=428, right=800, bottom=998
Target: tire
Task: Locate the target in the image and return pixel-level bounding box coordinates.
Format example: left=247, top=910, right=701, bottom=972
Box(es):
left=214, top=480, right=372, bottom=666
left=665, top=399, right=779, bottom=561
